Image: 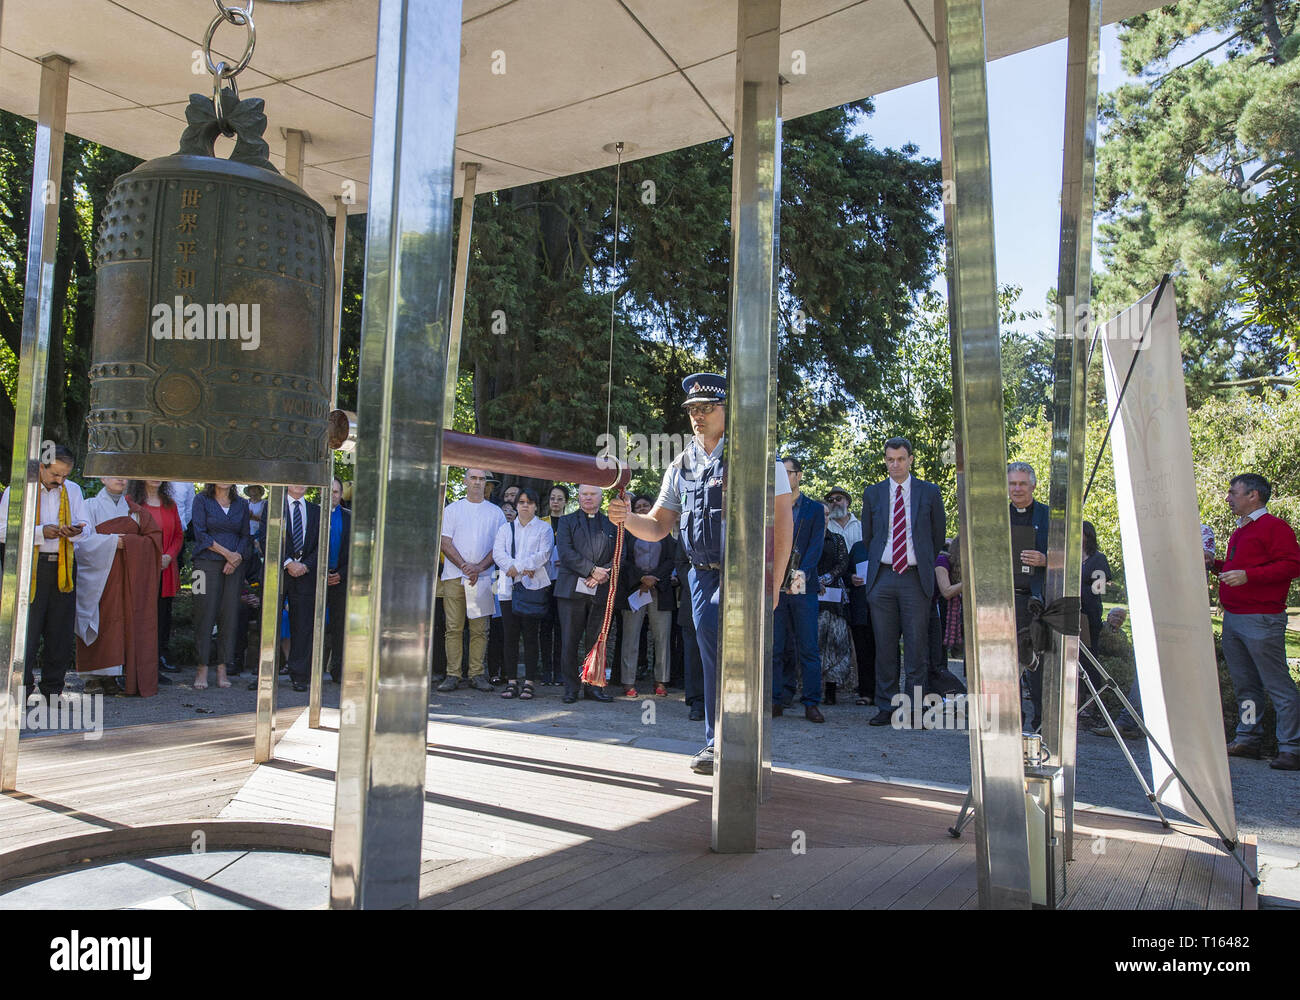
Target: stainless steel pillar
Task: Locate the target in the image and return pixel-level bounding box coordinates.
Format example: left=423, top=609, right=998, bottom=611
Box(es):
left=308, top=195, right=349, bottom=729
left=253, top=485, right=284, bottom=763
left=252, top=128, right=309, bottom=759
left=437, top=161, right=478, bottom=507
left=760, top=99, right=783, bottom=806
left=330, top=0, right=462, bottom=909
left=0, top=54, right=71, bottom=792
left=1042, top=0, right=1101, bottom=862
left=715, top=0, right=781, bottom=854
left=934, top=0, right=1032, bottom=909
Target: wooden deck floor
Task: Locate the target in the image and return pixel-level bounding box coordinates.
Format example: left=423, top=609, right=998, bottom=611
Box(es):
left=0, top=710, right=1255, bottom=909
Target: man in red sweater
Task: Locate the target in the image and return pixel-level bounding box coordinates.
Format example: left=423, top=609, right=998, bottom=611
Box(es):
left=1205, top=473, right=1300, bottom=770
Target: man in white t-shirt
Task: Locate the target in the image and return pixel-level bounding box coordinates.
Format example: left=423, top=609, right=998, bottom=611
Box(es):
left=437, top=468, right=506, bottom=693
left=609, top=373, right=793, bottom=774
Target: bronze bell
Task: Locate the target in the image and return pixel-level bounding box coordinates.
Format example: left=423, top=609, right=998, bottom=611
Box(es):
left=84, top=91, right=333, bottom=485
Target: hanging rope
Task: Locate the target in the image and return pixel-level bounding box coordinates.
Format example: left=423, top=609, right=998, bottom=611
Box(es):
left=604, top=142, right=623, bottom=442
left=579, top=141, right=629, bottom=689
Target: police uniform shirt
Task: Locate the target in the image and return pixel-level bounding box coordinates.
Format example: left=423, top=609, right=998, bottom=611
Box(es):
left=654, top=436, right=791, bottom=514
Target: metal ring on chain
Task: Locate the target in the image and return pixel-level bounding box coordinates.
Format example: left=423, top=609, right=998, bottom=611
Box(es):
left=203, top=8, right=256, bottom=78
left=213, top=0, right=254, bottom=26
left=211, top=61, right=240, bottom=136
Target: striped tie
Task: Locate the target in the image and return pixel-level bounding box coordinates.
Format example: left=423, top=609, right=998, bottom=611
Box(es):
left=291, top=500, right=304, bottom=557
left=891, top=483, right=908, bottom=574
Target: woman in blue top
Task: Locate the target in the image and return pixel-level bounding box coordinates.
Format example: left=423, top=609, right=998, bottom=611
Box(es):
left=191, top=483, right=252, bottom=690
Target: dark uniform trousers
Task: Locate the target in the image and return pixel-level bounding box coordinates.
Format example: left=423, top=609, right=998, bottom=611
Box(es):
left=26, top=555, right=77, bottom=697
left=675, top=447, right=725, bottom=745
left=558, top=596, right=605, bottom=698
left=324, top=579, right=346, bottom=682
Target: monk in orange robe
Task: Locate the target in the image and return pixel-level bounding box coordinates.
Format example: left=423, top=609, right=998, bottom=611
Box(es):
left=75, top=478, right=163, bottom=697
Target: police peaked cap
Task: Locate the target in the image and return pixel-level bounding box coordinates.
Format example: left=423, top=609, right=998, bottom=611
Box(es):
left=682, top=372, right=727, bottom=406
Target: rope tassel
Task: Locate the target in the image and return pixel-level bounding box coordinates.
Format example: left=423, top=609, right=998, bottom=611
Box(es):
left=579, top=488, right=628, bottom=688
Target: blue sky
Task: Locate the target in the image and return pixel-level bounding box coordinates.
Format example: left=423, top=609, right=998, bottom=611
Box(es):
left=858, top=24, right=1132, bottom=326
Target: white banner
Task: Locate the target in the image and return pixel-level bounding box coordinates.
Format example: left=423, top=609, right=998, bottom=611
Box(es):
left=1100, top=283, right=1236, bottom=838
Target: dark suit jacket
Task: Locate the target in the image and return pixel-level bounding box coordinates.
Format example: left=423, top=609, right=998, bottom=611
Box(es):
left=859, top=476, right=945, bottom=600
left=555, top=510, right=618, bottom=601
left=847, top=539, right=871, bottom=627
left=619, top=533, right=676, bottom=611
left=791, top=493, right=825, bottom=576
left=282, top=498, right=320, bottom=593
left=1014, top=499, right=1050, bottom=599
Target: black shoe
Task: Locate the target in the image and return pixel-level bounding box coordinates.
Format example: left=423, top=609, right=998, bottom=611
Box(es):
left=469, top=674, right=495, bottom=693
left=689, top=704, right=704, bottom=722
left=562, top=692, right=579, bottom=704
left=772, top=703, right=784, bottom=718
left=869, top=709, right=894, bottom=727
left=156, top=673, right=173, bottom=686
left=583, top=684, right=613, bottom=702
left=159, top=658, right=181, bottom=673
left=247, top=680, right=259, bottom=691
left=292, top=681, right=307, bottom=692
left=805, top=704, right=825, bottom=724
left=436, top=676, right=460, bottom=693
left=824, top=684, right=837, bottom=706
left=690, top=745, right=714, bottom=775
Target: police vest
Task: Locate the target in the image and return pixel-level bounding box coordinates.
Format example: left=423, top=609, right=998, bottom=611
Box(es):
left=677, top=447, right=724, bottom=565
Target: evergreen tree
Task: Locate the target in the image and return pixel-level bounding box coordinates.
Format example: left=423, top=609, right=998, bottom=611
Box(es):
left=1094, top=0, right=1299, bottom=397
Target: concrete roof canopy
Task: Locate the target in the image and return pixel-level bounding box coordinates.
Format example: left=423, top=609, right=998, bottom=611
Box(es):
left=1, top=0, right=1162, bottom=213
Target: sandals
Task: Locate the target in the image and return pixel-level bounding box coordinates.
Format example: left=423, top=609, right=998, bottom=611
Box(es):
left=501, top=681, right=519, bottom=699
left=519, top=681, right=534, bottom=700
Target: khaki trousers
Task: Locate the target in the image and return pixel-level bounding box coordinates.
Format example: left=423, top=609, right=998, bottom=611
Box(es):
left=439, top=577, right=490, bottom=678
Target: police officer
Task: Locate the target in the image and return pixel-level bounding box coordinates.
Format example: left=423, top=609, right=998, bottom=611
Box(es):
left=609, top=373, right=793, bottom=775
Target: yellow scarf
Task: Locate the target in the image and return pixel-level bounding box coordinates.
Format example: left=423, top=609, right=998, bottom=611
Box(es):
left=31, top=485, right=74, bottom=603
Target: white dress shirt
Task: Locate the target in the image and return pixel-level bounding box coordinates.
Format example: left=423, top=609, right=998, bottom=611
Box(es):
left=0, top=480, right=92, bottom=551
left=284, top=495, right=309, bottom=566
left=170, top=482, right=195, bottom=530
left=493, top=515, right=555, bottom=597
left=887, top=475, right=917, bottom=568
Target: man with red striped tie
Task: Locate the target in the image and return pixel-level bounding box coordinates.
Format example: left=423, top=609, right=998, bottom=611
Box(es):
left=859, top=437, right=946, bottom=727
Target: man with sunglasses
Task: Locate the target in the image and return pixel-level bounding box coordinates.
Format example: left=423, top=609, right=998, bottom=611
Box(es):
left=608, top=373, right=793, bottom=775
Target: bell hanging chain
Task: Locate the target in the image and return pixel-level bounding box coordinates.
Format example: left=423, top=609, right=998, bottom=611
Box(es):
left=202, top=0, right=257, bottom=133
